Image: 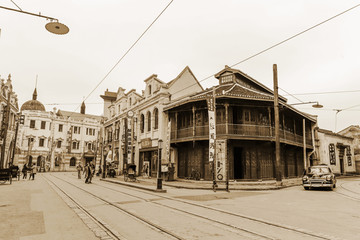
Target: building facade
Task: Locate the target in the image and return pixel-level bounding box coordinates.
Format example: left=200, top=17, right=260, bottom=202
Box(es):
left=164, top=66, right=317, bottom=181
left=101, top=66, right=203, bottom=176
left=337, top=125, right=360, bottom=174
left=315, top=128, right=356, bottom=175
left=0, top=74, right=19, bottom=168
left=17, top=89, right=102, bottom=171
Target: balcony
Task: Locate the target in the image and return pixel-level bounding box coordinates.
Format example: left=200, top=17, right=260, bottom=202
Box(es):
left=171, top=123, right=312, bottom=147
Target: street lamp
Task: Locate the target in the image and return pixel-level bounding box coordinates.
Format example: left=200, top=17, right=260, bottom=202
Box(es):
left=0, top=4, right=69, bottom=35
left=156, top=139, right=163, bottom=191
left=10, top=113, right=24, bottom=166
left=289, top=101, right=323, bottom=108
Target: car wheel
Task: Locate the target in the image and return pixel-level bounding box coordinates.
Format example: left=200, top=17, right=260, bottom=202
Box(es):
left=304, top=187, right=309, bottom=190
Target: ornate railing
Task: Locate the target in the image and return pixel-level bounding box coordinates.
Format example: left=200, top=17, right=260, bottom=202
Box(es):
left=171, top=123, right=312, bottom=146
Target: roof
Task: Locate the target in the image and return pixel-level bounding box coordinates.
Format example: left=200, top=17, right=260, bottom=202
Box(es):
left=100, top=90, right=117, bottom=101
left=318, top=128, right=354, bottom=140
left=20, top=88, right=46, bottom=112
left=56, top=110, right=103, bottom=122
left=166, top=66, right=203, bottom=91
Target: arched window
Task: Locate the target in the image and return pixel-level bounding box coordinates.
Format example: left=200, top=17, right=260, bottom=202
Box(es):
left=147, top=111, right=151, bottom=132
left=37, top=156, right=42, bottom=166
left=55, top=157, right=59, bottom=166
left=153, top=108, right=159, bottom=130
left=148, top=85, right=152, bottom=95
left=70, top=157, right=76, bottom=166
left=140, top=114, right=145, bottom=133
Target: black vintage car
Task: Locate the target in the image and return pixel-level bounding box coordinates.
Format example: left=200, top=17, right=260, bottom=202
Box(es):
left=302, top=165, right=336, bottom=190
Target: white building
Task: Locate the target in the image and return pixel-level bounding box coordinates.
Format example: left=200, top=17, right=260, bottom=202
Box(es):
left=17, top=88, right=103, bottom=171
left=101, top=66, right=203, bottom=177
left=315, top=128, right=356, bottom=175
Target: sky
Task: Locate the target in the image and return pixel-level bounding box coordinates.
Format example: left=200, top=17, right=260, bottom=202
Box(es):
left=1, top=0, right=360, bottom=132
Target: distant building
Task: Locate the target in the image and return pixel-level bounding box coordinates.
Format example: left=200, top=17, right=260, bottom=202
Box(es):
left=0, top=74, right=19, bottom=168
left=17, top=88, right=103, bottom=171
left=337, top=125, right=360, bottom=174
left=315, top=128, right=356, bottom=175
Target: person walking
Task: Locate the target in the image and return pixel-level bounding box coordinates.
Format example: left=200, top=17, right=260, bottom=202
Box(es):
left=84, top=163, right=93, bottom=184
left=22, top=164, right=28, bottom=179
left=29, top=163, right=37, bottom=180
left=76, top=162, right=83, bottom=179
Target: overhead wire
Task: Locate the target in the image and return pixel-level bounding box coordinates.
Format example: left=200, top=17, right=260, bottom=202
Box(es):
left=69, top=0, right=174, bottom=115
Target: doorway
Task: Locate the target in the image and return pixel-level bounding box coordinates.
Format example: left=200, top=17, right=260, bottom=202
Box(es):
left=234, top=147, right=244, bottom=179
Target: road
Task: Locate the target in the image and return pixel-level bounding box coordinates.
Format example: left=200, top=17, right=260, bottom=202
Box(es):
left=1, top=173, right=359, bottom=240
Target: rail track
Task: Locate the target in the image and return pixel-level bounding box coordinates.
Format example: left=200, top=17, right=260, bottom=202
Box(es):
left=45, top=173, right=341, bottom=240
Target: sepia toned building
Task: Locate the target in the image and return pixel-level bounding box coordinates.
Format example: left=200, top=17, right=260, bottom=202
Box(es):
left=164, top=66, right=318, bottom=181
left=101, top=66, right=203, bottom=176
left=314, top=128, right=356, bottom=175
left=337, top=125, right=360, bottom=174
left=0, top=74, right=19, bottom=168
left=17, top=88, right=103, bottom=171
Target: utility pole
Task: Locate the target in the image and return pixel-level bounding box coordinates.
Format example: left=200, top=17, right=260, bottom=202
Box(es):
left=273, top=64, right=282, bottom=184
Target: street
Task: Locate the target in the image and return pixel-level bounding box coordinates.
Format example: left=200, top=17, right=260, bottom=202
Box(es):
left=1, top=173, right=359, bottom=240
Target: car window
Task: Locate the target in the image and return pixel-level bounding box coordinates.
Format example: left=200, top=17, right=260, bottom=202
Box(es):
left=309, top=167, right=330, bottom=174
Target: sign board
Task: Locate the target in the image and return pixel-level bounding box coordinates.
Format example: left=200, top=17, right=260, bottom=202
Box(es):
left=141, top=138, right=152, bottom=148
left=206, top=93, right=216, bottom=162
left=215, top=139, right=227, bottom=181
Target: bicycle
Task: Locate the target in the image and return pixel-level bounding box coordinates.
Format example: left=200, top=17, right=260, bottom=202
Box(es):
left=186, top=169, right=201, bottom=181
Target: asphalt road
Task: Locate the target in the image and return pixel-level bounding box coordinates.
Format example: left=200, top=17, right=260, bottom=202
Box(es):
left=1, top=173, right=359, bottom=240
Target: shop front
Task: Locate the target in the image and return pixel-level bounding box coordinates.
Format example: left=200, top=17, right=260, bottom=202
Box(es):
left=139, top=138, right=158, bottom=177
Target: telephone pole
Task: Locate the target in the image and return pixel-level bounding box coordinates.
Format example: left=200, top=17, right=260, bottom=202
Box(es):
left=273, top=64, right=282, bottom=184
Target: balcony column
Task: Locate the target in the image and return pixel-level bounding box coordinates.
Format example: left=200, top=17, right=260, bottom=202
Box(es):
left=192, top=106, right=196, bottom=137
left=175, top=112, right=178, bottom=140
left=267, top=107, right=272, bottom=137
left=303, top=118, right=307, bottom=169
left=225, top=103, right=229, bottom=135
left=282, top=113, right=286, bottom=140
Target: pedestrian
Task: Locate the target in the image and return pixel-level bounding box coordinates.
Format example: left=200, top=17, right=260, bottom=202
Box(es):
left=76, top=162, right=83, bottom=179
left=22, top=164, right=28, bottom=179
left=84, top=163, right=93, bottom=184
left=29, top=163, right=37, bottom=180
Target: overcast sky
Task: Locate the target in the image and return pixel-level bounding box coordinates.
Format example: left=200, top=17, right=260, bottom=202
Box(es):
left=1, top=0, right=360, bottom=132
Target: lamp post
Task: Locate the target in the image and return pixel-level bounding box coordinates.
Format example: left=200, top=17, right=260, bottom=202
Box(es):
left=0, top=4, right=69, bottom=34
left=157, top=139, right=163, bottom=191
left=10, top=113, right=24, bottom=166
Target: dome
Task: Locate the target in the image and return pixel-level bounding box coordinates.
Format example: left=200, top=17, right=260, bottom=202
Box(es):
left=20, top=88, right=46, bottom=112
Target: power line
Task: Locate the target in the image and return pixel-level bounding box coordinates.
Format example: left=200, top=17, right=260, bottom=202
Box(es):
left=283, top=89, right=360, bottom=96
left=72, top=0, right=174, bottom=113
left=168, top=2, right=360, bottom=98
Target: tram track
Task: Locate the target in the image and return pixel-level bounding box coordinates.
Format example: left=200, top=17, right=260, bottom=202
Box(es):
left=51, top=173, right=339, bottom=240
left=335, top=181, right=360, bottom=202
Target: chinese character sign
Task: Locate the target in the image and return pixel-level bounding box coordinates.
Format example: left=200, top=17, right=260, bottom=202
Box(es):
left=215, top=139, right=227, bottom=181
left=207, top=94, right=216, bottom=162
left=165, top=120, right=171, bottom=164
left=127, top=117, right=132, bottom=164
left=346, top=146, right=352, bottom=166
left=329, top=144, right=336, bottom=165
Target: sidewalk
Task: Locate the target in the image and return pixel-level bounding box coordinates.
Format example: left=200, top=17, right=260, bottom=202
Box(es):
left=100, top=175, right=304, bottom=192
left=0, top=175, right=98, bottom=240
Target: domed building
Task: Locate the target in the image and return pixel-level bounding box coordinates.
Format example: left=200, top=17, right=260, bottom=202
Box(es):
left=20, top=88, right=45, bottom=112
left=17, top=88, right=103, bottom=172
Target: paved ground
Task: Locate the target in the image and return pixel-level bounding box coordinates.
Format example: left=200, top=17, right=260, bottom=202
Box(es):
left=0, top=175, right=98, bottom=240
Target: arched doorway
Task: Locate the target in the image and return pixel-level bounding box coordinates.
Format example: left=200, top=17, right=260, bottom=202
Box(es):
left=70, top=157, right=76, bottom=167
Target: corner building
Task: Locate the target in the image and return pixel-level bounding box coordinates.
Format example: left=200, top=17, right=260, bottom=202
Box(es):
left=101, top=67, right=203, bottom=176
left=164, top=66, right=317, bottom=180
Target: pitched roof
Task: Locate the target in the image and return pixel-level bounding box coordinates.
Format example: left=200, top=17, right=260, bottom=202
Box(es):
left=57, top=110, right=103, bottom=121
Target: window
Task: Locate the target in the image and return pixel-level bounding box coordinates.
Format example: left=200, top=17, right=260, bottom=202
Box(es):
left=140, top=114, right=145, bottom=133
left=73, top=126, right=81, bottom=134
left=58, top=124, right=63, bottom=132
left=41, top=121, right=46, bottom=129
left=153, top=108, right=159, bottom=130
left=28, top=138, right=34, bottom=147
left=129, top=98, right=132, bottom=106
left=30, top=120, right=35, bottom=128
left=87, top=142, right=92, bottom=151
left=86, top=128, right=95, bottom=136
left=148, top=85, right=152, bottom=95
left=55, top=157, right=59, bottom=166
left=69, top=157, right=76, bottom=167
left=72, top=141, right=79, bottom=150
left=118, top=105, right=121, bottom=114
left=147, top=111, right=151, bottom=132
left=39, top=138, right=45, bottom=147
left=108, top=130, right=112, bottom=142
left=57, top=141, right=62, bottom=148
